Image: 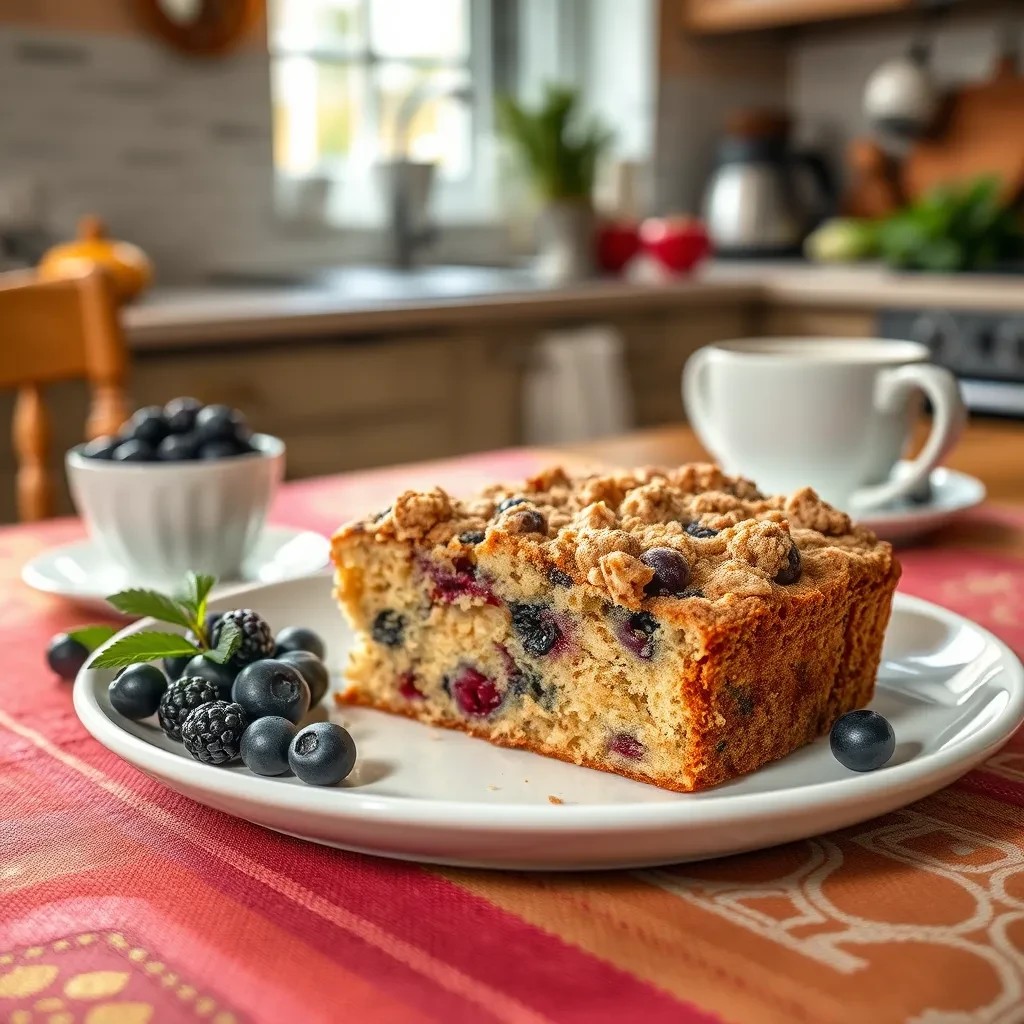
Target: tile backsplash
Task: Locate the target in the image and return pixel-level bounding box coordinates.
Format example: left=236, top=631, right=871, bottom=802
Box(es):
left=0, top=26, right=284, bottom=281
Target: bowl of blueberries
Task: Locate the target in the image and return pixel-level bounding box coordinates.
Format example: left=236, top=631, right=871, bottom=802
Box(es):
left=67, top=398, right=284, bottom=587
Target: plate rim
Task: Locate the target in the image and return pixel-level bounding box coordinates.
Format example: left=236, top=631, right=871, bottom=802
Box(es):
left=854, top=465, right=986, bottom=526
left=72, top=582, right=1024, bottom=833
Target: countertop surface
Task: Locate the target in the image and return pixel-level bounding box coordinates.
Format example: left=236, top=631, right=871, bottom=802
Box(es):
left=123, top=260, right=1024, bottom=349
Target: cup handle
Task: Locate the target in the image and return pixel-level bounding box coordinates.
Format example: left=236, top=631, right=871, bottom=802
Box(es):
left=851, top=363, right=967, bottom=510
left=682, top=348, right=724, bottom=458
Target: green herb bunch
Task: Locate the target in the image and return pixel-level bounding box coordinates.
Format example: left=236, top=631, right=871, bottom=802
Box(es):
left=68, top=572, right=240, bottom=669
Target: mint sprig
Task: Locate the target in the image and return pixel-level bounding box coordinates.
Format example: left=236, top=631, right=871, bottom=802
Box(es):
left=86, top=572, right=242, bottom=671
left=67, top=625, right=118, bottom=652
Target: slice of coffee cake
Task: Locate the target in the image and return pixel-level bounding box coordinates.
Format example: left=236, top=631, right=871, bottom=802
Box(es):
left=331, top=464, right=899, bottom=791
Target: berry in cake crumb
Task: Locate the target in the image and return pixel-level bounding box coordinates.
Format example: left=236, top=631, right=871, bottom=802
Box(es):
left=830, top=709, right=894, bottom=772
left=459, top=530, right=486, bottom=545
left=288, top=722, right=357, bottom=786
left=398, top=672, right=425, bottom=700
left=497, top=496, right=527, bottom=513
left=158, top=676, right=219, bottom=740
left=510, top=602, right=561, bottom=656
left=231, top=659, right=310, bottom=724
left=240, top=715, right=297, bottom=776
left=373, top=506, right=392, bottom=522
left=616, top=611, right=659, bottom=660
left=109, top=663, right=167, bottom=719
left=641, top=547, right=691, bottom=597
left=685, top=521, right=719, bottom=539
left=278, top=650, right=329, bottom=706
left=46, top=633, right=89, bottom=681
left=426, top=557, right=499, bottom=605
left=608, top=733, right=646, bottom=760
left=372, top=610, right=406, bottom=648
left=681, top=587, right=706, bottom=599
left=450, top=666, right=504, bottom=717
left=182, top=654, right=236, bottom=701
left=505, top=508, right=547, bottom=535
left=775, top=544, right=803, bottom=585
left=181, top=701, right=247, bottom=765
left=274, top=625, right=326, bottom=661
left=548, top=567, right=573, bottom=587
left=214, top=608, right=275, bottom=671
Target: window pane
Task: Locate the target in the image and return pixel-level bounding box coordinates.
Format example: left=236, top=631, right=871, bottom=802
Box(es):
left=269, top=0, right=365, bottom=52
left=374, top=64, right=471, bottom=178
left=273, top=57, right=366, bottom=174
left=369, top=0, right=468, bottom=60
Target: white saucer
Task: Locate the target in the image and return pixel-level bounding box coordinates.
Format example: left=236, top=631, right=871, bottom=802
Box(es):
left=853, top=465, right=986, bottom=545
left=74, top=574, right=1024, bottom=871
left=22, top=526, right=330, bottom=611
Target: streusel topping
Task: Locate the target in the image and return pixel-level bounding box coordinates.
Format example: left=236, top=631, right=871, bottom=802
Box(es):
left=352, top=464, right=888, bottom=608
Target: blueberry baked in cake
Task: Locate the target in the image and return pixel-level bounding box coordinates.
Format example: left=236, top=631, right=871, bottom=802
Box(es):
left=331, top=464, right=900, bottom=791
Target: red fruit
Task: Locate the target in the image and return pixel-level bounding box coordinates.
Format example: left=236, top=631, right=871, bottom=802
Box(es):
left=596, top=220, right=641, bottom=274
left=398, top=672, right=424, bottom=700
left=450, top=667, right=503, bottom=717
left=608, top=733, right=646, bottom=760
left=640, top=216, right=710, bottom=274
left=424, top=557, right=499, bottom=606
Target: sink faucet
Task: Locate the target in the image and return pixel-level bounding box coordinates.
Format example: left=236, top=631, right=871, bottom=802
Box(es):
left=382, top=82, right=472, bottom=270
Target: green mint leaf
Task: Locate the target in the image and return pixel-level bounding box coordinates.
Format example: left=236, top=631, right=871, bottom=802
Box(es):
left=106, top=589, right=193, bottom=629
left=67, top=625, right=118, bottom=652
left=203, top=617, right=240, bottom=665
left=92, top=631, right=201, bottom=669
left=188, top=572, right=217, bottom=631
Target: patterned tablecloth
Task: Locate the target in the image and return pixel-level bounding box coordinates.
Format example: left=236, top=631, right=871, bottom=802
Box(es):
left=2, top=449, right=1023, bottom=1024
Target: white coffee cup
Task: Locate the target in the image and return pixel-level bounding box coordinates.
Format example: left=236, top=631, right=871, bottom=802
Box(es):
left=682, top=338, right=966, bottom=510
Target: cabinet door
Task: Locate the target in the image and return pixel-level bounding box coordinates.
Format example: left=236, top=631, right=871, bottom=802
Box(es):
left=682, top=0, right=910, bottom=34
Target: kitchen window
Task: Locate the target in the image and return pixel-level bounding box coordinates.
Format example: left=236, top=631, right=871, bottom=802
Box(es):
left=269, top=0, right=506, bottom=226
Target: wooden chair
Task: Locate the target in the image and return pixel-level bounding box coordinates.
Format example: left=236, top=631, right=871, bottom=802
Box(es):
left=0, top=269, right=129, bottom=521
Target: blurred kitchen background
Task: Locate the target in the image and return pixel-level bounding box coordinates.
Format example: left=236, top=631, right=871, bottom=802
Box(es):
left=1, top=0, right=1023, bottom=522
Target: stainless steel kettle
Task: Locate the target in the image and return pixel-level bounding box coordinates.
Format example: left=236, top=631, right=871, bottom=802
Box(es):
left=702, top=110, right=835, bottom=257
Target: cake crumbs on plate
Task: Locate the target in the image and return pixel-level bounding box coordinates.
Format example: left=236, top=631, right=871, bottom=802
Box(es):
left=487, top=784, right=500, bottom=791
left=547, top=795, right=564, bottom=805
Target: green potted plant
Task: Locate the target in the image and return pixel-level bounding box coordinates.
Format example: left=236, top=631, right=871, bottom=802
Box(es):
left=497, top=85, right=613, bottom=283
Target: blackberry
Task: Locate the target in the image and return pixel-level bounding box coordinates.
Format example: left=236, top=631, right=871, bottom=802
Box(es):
left=214, top=608, right=275, bottom=671
left=372, top=610, right=406, bottom=648
left=158, top=676, right=219, bottom=740
left=181, top=701, right=247, bottom=765
left=509, top=603, right=560, bottom=656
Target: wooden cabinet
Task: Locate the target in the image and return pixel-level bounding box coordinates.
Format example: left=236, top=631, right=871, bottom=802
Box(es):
left=682, top=0, right=912, bottom=34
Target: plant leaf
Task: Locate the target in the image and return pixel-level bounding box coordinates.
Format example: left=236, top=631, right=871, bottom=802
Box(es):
left=67, top=625, right=119, bottom=652
left=178, top=571, right=217, bottom=624
left=106, top=589, right=193, bottom=629
left=203, top=617, right=240, bottom=665
left=92, top=631, right=201, bottom=669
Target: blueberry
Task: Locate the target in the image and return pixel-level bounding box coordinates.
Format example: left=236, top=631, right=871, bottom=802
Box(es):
left=372, top=610, right=405, bottom=648
left=617, top=611, right=659, bottom=660
left=681, top=587, right=706, bottom=599
left=108, top=663, right=167, bottom=720
left=195, top=404, right=249, bottom=444
left=277, top=650, right=329, bottom=706
left=830, top=710, right=895, bottom=771
left=157, top=432, right=199, bottom=461
left=81, top=435, right=118, bottom=460
left=459, top=530, right=486, bottom=545
left=496, top=496, right=527, bottom=513
left=240, top=715, right=297, bottom=776
left=231, top=659, right=310, bottom=723
left=685, top=521, right=718, bottom=539
left=124, top=406, right=169, bottom=446
left=640, top=547, right=690, bottom=597
left=164, top=396, right=202, bottom=433
left=548, top=568, right=573, bottom=587
left=198, top=439, right=244, bottom=460
left=288, top=722, right=357, bottom=786
left=274, top=625, right=326, bottom=661
left=774, top=544, right=802, bottom=585
left=46, top=633, right=89, bottom=681
left=163, top=652, right=192, bottom=681
left=509, top=603, right=560, bottom=656
left=112, top=438, right=155, bottom=462
left=505, top=508, right=547, bottom=534
left=182, top=654, right=236, bottom=701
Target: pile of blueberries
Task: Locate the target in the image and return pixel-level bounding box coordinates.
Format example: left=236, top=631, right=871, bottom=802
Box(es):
left=80, top=397, right=257, bottom=463
left=103, top=610, right=355, bottom=785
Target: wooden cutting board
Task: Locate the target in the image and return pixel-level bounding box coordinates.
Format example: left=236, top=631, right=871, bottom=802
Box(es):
left=903, top=54, right=1024, bottom=203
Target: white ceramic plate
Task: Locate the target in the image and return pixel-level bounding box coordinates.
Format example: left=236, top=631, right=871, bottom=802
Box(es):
left=852, top=465, right=986, bottom=545
left=73, top=575, right=1024, bottom=871
left=22, top=526, right=330, bottom=612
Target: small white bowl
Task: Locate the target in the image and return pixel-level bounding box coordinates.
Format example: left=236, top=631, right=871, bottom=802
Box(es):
left=67, top=433, right=285, bottom=589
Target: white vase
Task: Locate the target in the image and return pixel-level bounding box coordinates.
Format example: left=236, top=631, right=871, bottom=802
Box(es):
left=535, top=199, right=596, bottom=284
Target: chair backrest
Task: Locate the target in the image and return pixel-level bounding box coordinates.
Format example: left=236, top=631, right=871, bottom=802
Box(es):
left=0, top=269, right=129, bottom=521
